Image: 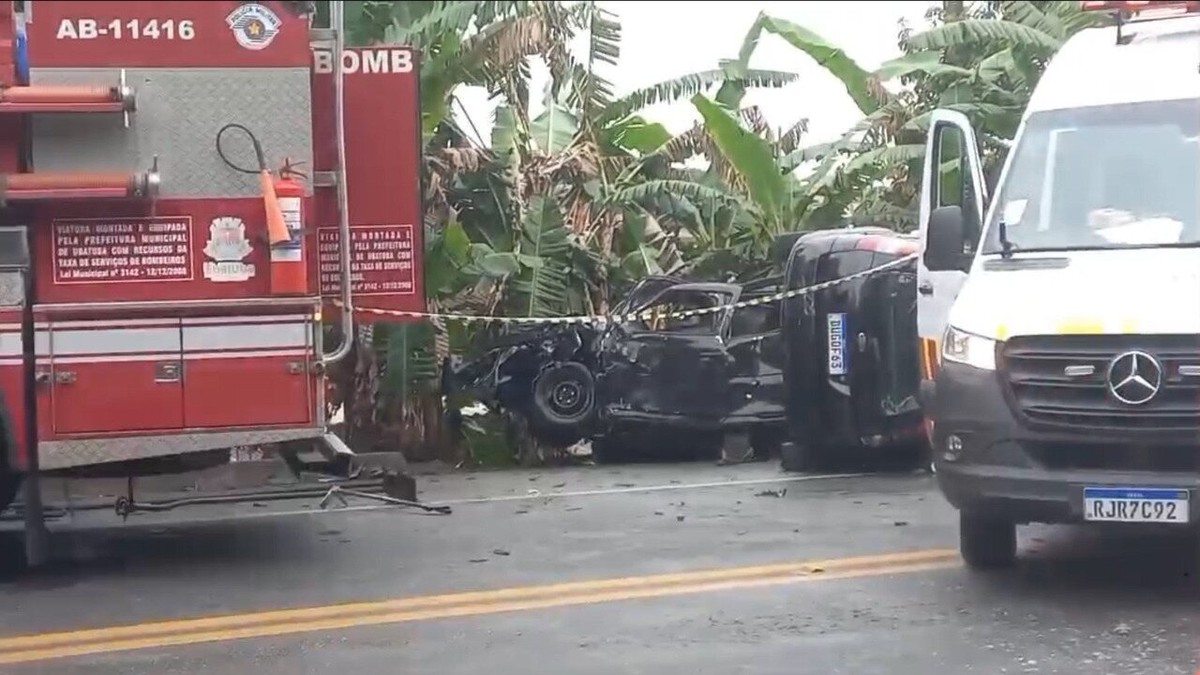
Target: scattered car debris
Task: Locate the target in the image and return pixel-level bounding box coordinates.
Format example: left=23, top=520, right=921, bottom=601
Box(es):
left=754, top=488, right=787, bottom=498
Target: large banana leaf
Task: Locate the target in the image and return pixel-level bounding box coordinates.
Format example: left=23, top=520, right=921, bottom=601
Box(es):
left=841, top=143, right=926, bottom=176
left=508, top=195, right=573, bottom=317
left=565, top=2, right=620, bottom=121
left=606, top=115, right=671, bottom=154
left=529, top=100, right=579, bottom=155
left=875, top=50, right=973, bottom=81
left=425, top=218, right=474, bottom=295
left=744, top=14, right=882, bottom=116
left=619, top=210, right=685, bottom=277
left=612, top=179, right=738, bottom=208
left=598, top=69, right=799, bottom=126
left=491, top=104, right=520, bottom=155
left=906, top=19, right=1064, bottom=54
left=1001, top=0, right=1101, bottom=40
left=691, top=94, right=786, bottom=223
left=380, top=321, right=440, bottom=400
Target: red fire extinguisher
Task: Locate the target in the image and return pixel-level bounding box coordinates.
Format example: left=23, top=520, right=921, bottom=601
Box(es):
left=270, top=166, right=308, bottom=296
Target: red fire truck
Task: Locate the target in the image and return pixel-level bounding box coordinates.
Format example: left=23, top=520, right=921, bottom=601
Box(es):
left=0, top=0, right=429, bottom=567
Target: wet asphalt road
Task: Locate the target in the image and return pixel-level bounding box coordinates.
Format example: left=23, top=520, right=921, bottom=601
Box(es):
left=2, top=461, right=1200, bottom=674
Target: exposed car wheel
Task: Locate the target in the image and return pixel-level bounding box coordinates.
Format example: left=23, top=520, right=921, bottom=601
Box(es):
left=529, top=362, right=597, bottom=439
left=959, top=512, right=1017, bottom=570
left=780, top=439, right=826, bottom=473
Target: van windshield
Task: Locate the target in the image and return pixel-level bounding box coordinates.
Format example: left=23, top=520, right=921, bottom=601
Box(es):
left=982, top=98, right=1200, bottom=254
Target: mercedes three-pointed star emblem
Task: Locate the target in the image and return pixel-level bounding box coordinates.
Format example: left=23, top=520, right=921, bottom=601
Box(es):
left=1106, top=350, right=1163, bottom=406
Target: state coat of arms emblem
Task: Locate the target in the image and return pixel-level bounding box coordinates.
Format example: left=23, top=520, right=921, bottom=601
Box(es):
left=202, top=217, right=256, bottom=282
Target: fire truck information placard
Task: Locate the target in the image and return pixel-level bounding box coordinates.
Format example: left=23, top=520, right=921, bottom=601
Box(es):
left=317, top=225, right=416, bottom=296
left=52, top=217, right=194, bottom=284
left=36, top=199, right=277, bottom=303
left=311, top=46, right=425, bottom=323
left=26, top=0, right=311, bottom=68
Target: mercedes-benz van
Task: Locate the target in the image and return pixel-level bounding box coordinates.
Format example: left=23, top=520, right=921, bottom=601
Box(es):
left=918, top=1, right=1200, bottom=569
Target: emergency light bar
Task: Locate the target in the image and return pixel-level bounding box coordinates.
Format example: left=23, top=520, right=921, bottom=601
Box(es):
left=1081, top=1, right=1198, bottom=44
left=1081, top=0, right=1199, bottom=14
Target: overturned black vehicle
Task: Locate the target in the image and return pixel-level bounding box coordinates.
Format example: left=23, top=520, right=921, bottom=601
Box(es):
left=775, top=227, right=927, bottom=472
left=441, top=277, right=787, bottom=463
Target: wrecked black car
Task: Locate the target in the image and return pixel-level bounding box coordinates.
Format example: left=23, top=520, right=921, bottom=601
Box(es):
left=441, top=276, right=787, bottom=463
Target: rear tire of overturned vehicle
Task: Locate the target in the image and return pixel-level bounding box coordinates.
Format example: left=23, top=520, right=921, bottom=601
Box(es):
left=959, top=512, right=1017, bottom=570
left=529, top=362, right=597, bottom=439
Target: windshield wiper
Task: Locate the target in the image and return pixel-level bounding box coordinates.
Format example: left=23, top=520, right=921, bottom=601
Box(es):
left=1008, top=241, right=1200, bottom=254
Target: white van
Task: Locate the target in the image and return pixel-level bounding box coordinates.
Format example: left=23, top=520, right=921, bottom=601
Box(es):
left=918, top=0, right=1200, bottom=569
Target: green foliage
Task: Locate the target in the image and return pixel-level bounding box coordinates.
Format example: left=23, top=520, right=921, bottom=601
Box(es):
left=732, top=0, right=1102, bottom=228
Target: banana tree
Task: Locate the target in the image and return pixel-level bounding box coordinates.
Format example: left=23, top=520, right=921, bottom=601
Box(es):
left=727, top=2, right=1103, bottom=230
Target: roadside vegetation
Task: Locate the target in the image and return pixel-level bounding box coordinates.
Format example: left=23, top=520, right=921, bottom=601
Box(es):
left=323, top=0, right=1104, bottom=466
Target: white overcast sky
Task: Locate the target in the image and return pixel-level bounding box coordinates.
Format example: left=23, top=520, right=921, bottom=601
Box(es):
left=454, top=1, right=937, bottom=147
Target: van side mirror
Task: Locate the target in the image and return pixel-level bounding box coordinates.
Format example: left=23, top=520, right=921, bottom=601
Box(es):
left=924, top=205, right=967, bottom=272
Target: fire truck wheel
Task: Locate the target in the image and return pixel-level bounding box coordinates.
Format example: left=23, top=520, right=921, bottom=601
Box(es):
left=530, top=362, right=597, bottom=435
left=0, top=474, right=17, bottom=515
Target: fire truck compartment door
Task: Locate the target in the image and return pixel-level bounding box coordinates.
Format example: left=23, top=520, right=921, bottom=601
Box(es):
left=181, top=315, right=314, bottom=428
left=49, top=319, right=185, bottom=435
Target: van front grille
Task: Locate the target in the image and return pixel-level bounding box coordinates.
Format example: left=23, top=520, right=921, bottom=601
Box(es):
left=999, top=334, right=1200, bottom=436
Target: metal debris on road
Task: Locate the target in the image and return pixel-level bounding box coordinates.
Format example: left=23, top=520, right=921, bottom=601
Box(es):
left=755, top=489, right=787, bottom=498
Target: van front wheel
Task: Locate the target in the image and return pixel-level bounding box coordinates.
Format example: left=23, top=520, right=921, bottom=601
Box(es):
left=959, top=512, right=1016, bottom=570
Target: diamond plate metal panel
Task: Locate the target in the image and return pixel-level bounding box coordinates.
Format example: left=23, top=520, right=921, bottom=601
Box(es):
left=0, top=272, right=25, bottom=307
left=29, top=67, right=313, bottom=199
left=39, top=426, right=326, bottom=470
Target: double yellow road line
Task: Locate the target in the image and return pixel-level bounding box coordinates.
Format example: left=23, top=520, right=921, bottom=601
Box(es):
left=0, top=548, right=959, bottom=666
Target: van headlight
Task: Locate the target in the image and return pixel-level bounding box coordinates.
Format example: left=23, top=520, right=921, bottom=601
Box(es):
left=942, top=326, right=997, bottom=371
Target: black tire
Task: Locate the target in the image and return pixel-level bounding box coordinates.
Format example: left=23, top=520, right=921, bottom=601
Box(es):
left=780, top=439, right=825, bottom=473
left=0, top=401, right=18, bottom=515
left=0, top=474, right=17, bottom=515
left=528, top=362, right=597, bottom=441
left=959, top=512, right=1017, bottom=570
